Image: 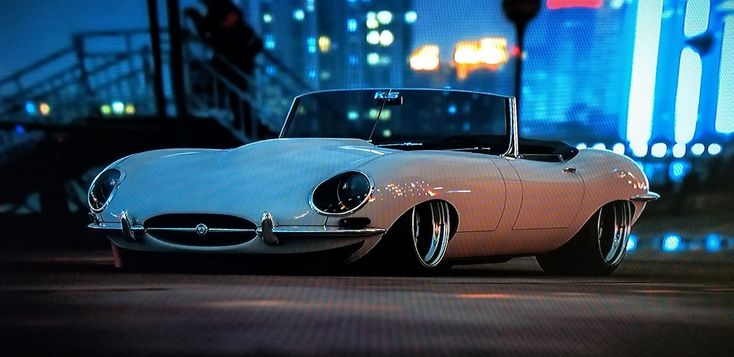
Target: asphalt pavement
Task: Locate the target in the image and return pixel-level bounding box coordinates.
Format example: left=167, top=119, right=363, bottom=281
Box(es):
left=0, top=249, right=732, bottom=356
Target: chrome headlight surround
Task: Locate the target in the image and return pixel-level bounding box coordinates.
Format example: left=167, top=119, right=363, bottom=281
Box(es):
left=88, top=168, right=125, bottom=212
left=310, top=171, right=374, bottom=216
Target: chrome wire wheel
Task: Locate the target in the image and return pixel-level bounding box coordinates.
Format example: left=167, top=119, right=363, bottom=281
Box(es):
left=411, top=200, right=451, bottom=268
left=597, top=201, right=633, bottom=266
left=536, top=200, right=635, bottom=276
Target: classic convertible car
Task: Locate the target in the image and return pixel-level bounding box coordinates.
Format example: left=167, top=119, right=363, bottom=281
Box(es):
left=88, top=89, right=658, bottom=275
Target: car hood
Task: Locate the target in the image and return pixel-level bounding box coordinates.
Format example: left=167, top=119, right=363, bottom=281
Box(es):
left=104, top=138, right=393, bottom=225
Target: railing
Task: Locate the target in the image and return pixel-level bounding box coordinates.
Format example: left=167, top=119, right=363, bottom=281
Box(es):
left=0, top=29, right=163, bottom=124
left=182, top=28, right=312, bottom=141
left=0, top=26, right=313, bottom=145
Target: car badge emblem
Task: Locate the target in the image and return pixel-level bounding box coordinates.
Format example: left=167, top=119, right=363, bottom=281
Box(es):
left=195, top=223, right=209, bottom=236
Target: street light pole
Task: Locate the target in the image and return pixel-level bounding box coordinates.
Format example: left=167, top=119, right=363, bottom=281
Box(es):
left=502, top=0, right=540, bottom=123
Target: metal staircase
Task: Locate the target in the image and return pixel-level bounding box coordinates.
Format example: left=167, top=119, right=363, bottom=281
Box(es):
left=0, top=27, right=311, bottom=145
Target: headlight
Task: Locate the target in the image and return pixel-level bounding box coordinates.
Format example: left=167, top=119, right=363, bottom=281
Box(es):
left=311, top=171, right=373, bottom=215
left=88, top=168, right=123, bottom=212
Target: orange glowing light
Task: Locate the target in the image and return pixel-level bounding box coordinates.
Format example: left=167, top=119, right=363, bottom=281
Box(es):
left=453, top=37, right=509, bottom=80
left=409, top=45, right=440, bottom=71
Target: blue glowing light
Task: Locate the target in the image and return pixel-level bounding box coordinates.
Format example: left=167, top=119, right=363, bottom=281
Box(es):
left=14, top=124, right=26, bottom=135
left=293, top=9, right=305, bottom=21
left=630, top=141, right=648, bottom=157
left=668, top=160, right=690, bottom=182
left=264, top=35, right=275, bottom=49
left=626, top=0, right=663, bottom=151
left=672, top=143, right=686, bottom=158
left=308, top=70, right=317, bottom=79
left=347, top=110, right=359, bottom=121
left=347, top=18, right=357, bottom=32
left=674, top=48, right=702, bottom=144
left=716, top=17, right=734, bottom=134
left=708, top=143, right=722, bottom=155
left=348, top=55, right=359, bottom=65
left=447, top=104, right=457, bottom=115
left=111, top=101, right=125, bottom=114
left=265, top=65, right=276, bottom=75
left=612, top=143, right=626, bottom=155
left=626, top=234, right=638, bottom=252
left=307, top=37, right=317, bottom=53
left=683, top=0, right=710, bottom=37
left=24, top=101, right=36, bottom=115
left=650, top=143, right=667, bottom=158
left=662, top=234, right=683, bottom=252
left=592, top=143, right=606, bottom=150
left=404, top=11, right=417, bottom=24
left=690, top=143, right=705, bottom=156
left=576, top=143, right=587, bottom=150
left=705, top=234, right=721, bottom=253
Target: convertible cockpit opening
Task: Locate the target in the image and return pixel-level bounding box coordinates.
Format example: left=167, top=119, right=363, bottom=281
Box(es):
left=280, top=89, right=512, bottom=155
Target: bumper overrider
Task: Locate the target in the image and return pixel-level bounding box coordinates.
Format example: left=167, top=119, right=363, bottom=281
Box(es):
left=88, top=210, right=385, bottom=253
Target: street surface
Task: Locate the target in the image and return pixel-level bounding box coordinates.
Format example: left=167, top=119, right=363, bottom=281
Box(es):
left=1, top=250, right=732, bottom=356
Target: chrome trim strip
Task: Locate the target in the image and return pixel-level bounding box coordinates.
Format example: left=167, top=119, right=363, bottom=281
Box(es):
left=630, top=192, right=660, bottom=202
left=308, top=170, right=376, bottom=217
left=257, top=226, right=385, bottom=237
left=501, top=97, right=519, bottom=159
left=88, top=222, right=142, bottom=231
left=146, top=227, right=257, bottom=233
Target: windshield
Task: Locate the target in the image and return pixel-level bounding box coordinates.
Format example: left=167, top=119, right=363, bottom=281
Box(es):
left=280, top=89, right=510, bottom=152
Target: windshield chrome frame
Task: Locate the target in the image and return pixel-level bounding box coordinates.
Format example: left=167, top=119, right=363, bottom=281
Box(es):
left=279, top=89, right=518, bottom=157
left=501, top=97, right=519, bottom=159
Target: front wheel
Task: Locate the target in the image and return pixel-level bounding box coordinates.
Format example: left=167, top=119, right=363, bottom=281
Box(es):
left=366, top=200, right=453, bottom=274
left=536, top=201, right=633, bottom=276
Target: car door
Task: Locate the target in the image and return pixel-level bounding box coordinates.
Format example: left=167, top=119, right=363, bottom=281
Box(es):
left=507, top=157, right=584, bottom=230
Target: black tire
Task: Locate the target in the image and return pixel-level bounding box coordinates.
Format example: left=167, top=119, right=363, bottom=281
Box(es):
left=536, top=201, right=633, bottom=276
left=366, top=200, right=453, bottom=275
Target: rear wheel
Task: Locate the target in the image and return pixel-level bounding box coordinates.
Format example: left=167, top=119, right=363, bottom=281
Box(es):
left=536, top=201, right=633, bottom=276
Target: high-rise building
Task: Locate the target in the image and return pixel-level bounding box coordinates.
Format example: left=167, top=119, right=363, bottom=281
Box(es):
left=257, top=0, right=415, bottom=90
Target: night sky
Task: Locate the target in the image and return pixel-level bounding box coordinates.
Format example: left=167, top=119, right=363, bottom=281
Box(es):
left=0, top=0, right=515, bottom=79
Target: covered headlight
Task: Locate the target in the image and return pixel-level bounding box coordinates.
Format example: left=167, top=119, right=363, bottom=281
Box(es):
left=311, top=171, right=373, bottom=215
left=88, top=168, right=123, bottom=212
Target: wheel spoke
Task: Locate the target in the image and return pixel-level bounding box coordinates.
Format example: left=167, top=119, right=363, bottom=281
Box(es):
left=422, top=203, right=440, bottom=262
left=412, top=201, right=451, bottom=268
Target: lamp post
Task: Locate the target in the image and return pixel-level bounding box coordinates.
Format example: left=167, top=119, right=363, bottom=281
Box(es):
left=502, top=0, right=540, bottom=122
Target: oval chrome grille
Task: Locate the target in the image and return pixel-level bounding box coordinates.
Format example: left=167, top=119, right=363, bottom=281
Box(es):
left=144, top=214, right=257, bottom=247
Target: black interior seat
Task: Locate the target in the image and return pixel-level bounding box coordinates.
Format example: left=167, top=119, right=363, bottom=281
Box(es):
left=518, top=138, right=579, bottom=162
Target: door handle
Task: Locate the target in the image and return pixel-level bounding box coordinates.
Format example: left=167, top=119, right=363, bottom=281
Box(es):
left=563, top=166, right=577, bottom=173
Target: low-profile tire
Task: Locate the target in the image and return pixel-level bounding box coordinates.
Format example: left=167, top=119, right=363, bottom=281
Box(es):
left=536, top=201, right=633, bottom=276
left=367, top=200, right=453, bottom=274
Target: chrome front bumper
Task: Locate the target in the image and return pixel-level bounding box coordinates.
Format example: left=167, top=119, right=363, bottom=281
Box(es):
left=87, top=222, right=385, bottom=238
left=87, top=222, right=385, bottom=239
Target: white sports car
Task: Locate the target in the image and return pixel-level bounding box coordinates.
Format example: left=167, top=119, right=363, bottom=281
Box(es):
left=88, top=89, right=658, bottom=275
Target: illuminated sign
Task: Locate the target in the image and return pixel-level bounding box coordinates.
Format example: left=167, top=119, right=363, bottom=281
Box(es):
left=452, top=37, right=508, bottom=80
left=546, top=0, right=603, bottom=10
